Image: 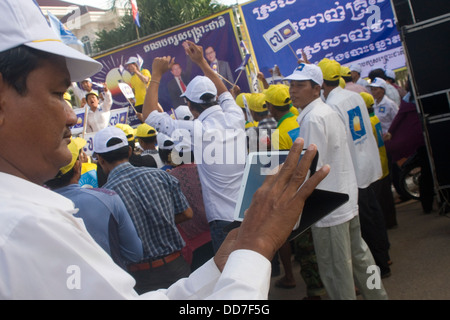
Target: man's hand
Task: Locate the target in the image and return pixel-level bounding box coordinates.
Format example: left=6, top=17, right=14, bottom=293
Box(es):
left=183, top=40, right=207, bottom=66
left=214, top=138, right=330, bottom=270
left=151, top=56, right=175, bottom=80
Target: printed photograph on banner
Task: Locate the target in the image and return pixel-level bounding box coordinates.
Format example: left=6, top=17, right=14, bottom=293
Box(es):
left=87, top=10, right=249, bottom=119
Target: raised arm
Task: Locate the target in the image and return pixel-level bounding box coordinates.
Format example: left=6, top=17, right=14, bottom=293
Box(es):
left=142, top=56, right=174, bottom=120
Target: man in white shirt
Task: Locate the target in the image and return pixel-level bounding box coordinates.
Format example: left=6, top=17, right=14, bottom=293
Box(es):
left=71, top=78, right=97, bottom=107
left=85, top=86, right=113, bottom=133
left=0, top=0, right=329, bottom=299
left=284, top=62, right=388, bottom=300
left=142, top=41, right=246, bottom=253
left=369, top=77, right=399, bottom=136
left=350, top=63, right=370, bottom=89
left=320, top=59, right=392, bottom=279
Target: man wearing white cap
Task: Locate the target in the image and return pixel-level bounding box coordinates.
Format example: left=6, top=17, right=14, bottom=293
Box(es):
left=319, top=59, right=392, bottom=280
left=0, top=0, right=329, bottom=299
left=71, top=77, right=97, bottom=107
left=125, top=56, right=151, bottom=113
left=350, top=63, right=370, bottom=89
left=142, top=40, right=247, bottom=253
left=369, top=77, right=399, bottom=136
left=284, top=63, right=388, bottom=300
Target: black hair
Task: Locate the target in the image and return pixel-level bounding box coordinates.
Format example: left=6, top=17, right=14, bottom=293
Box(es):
left=324, top=79, right=340, bottom=87
left=138, top=136, right=157, bottom=144
left=368, top=68, right=386, bottom=81
left=97, top=138, right=130, bottom=163
left=270, top=103, right=291, bottom=112
left=187, top=93, right=217, bottom=114
left=44, top=167, right=76, bottom=190
left=0, top=45, right=53, bottom=96
left=342, top=75, right=352, bottom=83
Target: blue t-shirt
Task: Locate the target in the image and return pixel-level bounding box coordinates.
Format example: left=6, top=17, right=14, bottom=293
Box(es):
left=54, top=185, right=143, bottom=268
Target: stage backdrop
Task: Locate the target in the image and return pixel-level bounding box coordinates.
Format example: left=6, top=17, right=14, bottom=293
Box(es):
left=88, top=9, right=249, bottom=126
left=240, top=0, right=405, bottom=79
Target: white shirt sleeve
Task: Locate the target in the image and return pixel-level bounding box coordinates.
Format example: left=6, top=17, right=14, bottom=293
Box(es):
left=140, top=250, right=271, bottom=300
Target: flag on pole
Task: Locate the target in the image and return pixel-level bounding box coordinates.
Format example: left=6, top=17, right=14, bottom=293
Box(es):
left=130, top=0, right=141, bottom=28
left=47, top=11, right=83, bottom=46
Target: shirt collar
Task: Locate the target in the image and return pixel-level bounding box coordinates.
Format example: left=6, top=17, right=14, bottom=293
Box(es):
left=107, top=162, right=133, bottom=181
left=198, top=105, right=221, bottom=122
left=0, top=172, right=75, bottom=212
left=276, top=111, right=295, bottom=128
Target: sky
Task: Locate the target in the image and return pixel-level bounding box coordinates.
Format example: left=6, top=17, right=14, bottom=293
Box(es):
left=62, top=0, right=250, bottom=9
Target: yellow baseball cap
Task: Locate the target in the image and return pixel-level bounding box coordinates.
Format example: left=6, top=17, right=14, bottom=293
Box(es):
left=60, top=137, right=86, bottom=175
left=85, top=90, right=99, bottom=99
left=340, top=66, right=351, bottom=77
left=339, top=77, right=346, bottom=88
left=115, top=123, right=136, bottom=142
left=319, top=58, right=341, bottom=81
left=136, top=123, right=157, bottom=138
left=247, top=93, right=267, bottom=113
left=264, top=84, right=291, bottom=107
left=360, top=92, right=375, bottom=108
left=235, top=93, right=251, bottom=109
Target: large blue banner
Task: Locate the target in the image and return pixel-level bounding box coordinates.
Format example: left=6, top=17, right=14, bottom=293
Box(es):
left=88, top=10, right=249, bottom=127
left=240, top=0, right=405, bottom=79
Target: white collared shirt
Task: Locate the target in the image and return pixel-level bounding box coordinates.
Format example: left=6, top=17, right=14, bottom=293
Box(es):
left=146, top=92, right=246, bottom=223
left=0, top=172, right=271, bottom=299
left=296, top=98, right=359, bottom=227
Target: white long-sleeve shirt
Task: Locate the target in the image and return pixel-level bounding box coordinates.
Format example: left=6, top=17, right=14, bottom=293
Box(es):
left=145, top=92, right=246, bottom=223
left=326, top=87, right=382, bottom=188
left=86, top=90, right=113, bottom=133
left=0, top=172, right=271, bottom=300
left=296, top=98, right=359, bottom=228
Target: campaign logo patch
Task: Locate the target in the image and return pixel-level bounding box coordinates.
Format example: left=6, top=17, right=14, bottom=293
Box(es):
left=347, top=106, right=367, bottom=141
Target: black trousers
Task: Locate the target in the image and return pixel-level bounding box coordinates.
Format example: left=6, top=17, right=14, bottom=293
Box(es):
left=357, top=187, right=391, bottom=275
left=129, top=255, right=191, bottom=294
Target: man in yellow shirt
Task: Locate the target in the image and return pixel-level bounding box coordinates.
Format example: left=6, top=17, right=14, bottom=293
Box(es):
left=264, top=84, right=299, bottom=150
left=125, top=56, right=151, bottom=113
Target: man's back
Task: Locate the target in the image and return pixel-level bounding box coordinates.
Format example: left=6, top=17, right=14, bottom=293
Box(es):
left=103, top=162, right=189, bottom=259
left=326, top=87, right=382, bottom=188
left=54, top=184, right=143, bottom=268
left=297, top=98, right=359, bottom=227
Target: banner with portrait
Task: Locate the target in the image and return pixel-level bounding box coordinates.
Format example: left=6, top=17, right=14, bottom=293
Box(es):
left=239, top=0, right=405, bottom=79
left=88, top=10, right=249, bottom=127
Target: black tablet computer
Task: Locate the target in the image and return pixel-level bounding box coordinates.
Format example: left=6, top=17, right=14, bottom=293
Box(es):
left=224, top=150, right=349, bottom=241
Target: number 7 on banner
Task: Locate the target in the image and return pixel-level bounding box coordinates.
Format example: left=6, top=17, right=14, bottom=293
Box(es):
left=263, top=19, right=300, bottom=53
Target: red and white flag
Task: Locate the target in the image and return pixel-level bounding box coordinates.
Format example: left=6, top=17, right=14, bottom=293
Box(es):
left=130, top=0, right=140, bottom=28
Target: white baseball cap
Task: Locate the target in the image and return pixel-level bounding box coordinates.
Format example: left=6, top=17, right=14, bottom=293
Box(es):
left=350, top=64, right=362, bottom=74
left=180, top=76, right=217, bottom=104
left=174, top=105, right=194, bottom=121
left=93, top=127, right=129, bottom=154
left=385, top=69, right=396, bottom=80
left=125, top=57, right=139, bottom=65
left=157, top=132, right=174, bottom=150
left=368, top=77, right=387, bottom=91
left=284, top=63, right=323, bottom=86
left=0, top=0, right=102, bottom=82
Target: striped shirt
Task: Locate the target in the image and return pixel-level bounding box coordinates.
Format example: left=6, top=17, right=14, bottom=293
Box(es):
left=103, top=162, right=189, bottom=259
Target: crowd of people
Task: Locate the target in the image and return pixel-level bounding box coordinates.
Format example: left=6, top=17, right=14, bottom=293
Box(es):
left=0, top=0, right=434, bottom=301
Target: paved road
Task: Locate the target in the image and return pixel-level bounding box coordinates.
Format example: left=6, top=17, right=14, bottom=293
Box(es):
left=268, top=199, right=450, bottom=300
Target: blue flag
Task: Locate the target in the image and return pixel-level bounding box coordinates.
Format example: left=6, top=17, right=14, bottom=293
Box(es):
left=47, top=11, right=83, bottom=46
